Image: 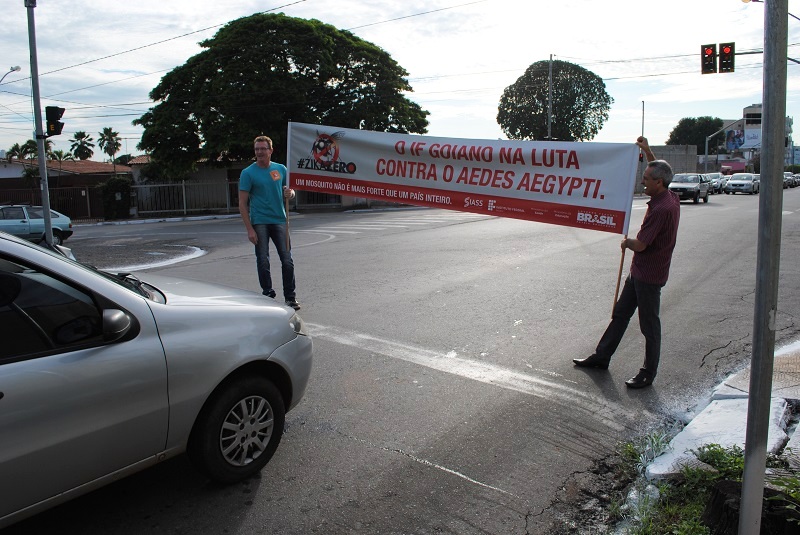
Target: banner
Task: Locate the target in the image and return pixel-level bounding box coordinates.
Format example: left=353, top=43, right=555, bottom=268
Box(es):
left=287, top=122, right=639, bottom=235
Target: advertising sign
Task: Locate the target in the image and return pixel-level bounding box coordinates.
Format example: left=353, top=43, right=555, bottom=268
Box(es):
left=287, top=123, right=639, bottom=235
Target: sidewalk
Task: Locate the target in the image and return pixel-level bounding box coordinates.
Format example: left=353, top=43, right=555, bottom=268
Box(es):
left=647, top=339, right=800, bottom=479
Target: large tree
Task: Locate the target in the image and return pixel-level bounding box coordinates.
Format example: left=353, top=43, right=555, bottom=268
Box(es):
left=70, top=131, right=95, bottom=160
left=666, top=116, right=724, bottom=154
left=134, top=13, right=430, bottom=179
left=497, top=59, right=612, bottom=141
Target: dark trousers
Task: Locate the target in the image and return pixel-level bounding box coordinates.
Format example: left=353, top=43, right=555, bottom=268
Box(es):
left=595, top=275, right=663, bottom=376
left=253, top=223, right=296, bottom=301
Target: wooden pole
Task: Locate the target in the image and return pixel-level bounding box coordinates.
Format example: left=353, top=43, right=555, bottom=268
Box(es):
left=613, top=235, right=628, bottom=317
left=285, top=195, right=291, bottom=251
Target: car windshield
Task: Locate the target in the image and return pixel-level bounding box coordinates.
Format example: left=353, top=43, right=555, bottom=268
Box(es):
left=673, top=175, right=699, bottom=183
left=731, top=175, right=752, bottom=181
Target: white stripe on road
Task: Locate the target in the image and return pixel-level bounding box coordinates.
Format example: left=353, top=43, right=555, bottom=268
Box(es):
left=308, top=323, right=646, bottom=431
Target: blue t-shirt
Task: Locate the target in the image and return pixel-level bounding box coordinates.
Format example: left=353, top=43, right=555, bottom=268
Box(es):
left=239, top=161, right=288, bottom=224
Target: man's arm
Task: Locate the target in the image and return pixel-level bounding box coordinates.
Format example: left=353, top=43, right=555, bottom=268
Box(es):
left=636, top=136, right=656, bottom=162
left=622, top=237, right=647, bottom=252
left=238, top=190, right=258, bottom=244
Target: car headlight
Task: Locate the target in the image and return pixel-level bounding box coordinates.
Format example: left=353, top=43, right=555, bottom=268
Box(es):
left=289, top=313, right=308, bottom=336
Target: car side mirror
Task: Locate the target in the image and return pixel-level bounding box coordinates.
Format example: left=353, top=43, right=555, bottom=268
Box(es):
left=103, top=309, right=133, bottom=342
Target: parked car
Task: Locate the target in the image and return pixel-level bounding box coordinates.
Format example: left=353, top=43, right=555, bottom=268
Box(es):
left=0, top=204, right=73, bottom=245
left=0, top=231, right=313, bottom=528
left=724, top=173, right=759, bottom=194
left=668, top=173, right=711, bottom=203
left=719, top=175, right=732, bottom=191
left=706, top=172, right=724, bottom=193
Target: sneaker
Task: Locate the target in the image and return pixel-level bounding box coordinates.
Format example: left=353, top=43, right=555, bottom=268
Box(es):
left=285, top=299, right=301, bottom=310
left=263, top=290, right=277, bottom=299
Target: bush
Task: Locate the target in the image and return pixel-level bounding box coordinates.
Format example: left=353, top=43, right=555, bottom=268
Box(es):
left=98, top=175, right=132, bottom=220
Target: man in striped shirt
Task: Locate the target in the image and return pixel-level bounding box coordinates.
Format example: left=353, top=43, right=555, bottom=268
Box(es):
left=573, top=137, right=681, bottom=388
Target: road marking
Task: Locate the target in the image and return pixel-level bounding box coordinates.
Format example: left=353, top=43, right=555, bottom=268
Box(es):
left=308, top=323, right=646, bottom=430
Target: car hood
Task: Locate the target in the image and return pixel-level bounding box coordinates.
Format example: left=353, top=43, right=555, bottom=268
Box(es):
left=137, top=273, right=286, bottom=309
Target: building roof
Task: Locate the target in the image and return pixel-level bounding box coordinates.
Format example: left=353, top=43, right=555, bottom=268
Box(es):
left=127, top=155, right=150, bottom=166
left=9, top=158, right=131, bottom=175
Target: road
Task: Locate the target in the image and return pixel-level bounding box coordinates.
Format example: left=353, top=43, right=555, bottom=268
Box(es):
left=9, top=188, right=800, bottom=534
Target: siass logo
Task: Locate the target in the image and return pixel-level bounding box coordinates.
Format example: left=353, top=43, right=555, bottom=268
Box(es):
left=577, top=211, right=615, bottom=227
left=464, top=197, right=484, bottom=208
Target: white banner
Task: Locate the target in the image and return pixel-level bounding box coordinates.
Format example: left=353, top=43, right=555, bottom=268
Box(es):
left=287, top=122, right=639, bottom=235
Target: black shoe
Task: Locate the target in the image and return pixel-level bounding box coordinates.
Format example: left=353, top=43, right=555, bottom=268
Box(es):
left=285, top=299, right=301, bottom=310
left=263, top=290, right=277, bottom=299
left=625, top=369, right=654, bottom=389
left=573, top=355, right=609, bottom=369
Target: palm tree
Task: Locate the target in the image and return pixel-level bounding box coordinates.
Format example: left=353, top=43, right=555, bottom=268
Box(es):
left=70, top=131, right=95, bottom=160
left=50, top=149, right=75, bottom=187
left=98, top=127, right=121, bottom=175
left=6, top=142, right=23, bottom=162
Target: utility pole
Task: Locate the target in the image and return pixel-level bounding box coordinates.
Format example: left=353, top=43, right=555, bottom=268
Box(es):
left=739, top=0, right=788, bottom=533
left=25, top=0, right=54, bottom=246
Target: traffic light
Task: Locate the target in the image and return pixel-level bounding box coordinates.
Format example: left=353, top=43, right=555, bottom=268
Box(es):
left=45, top=106, right=65, bottom=137
left=701, top=44, right=717, bottom=74
left=719, top=42, right=735, bottom=73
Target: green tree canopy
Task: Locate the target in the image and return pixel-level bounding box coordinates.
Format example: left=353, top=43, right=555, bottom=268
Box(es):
left=134, top=13, right=430, bottom=179
left=70, top=131, right=95, bottom=160
left=666, top=116, right=724, bottom=154
left=497, top=59, right=613, bottom=141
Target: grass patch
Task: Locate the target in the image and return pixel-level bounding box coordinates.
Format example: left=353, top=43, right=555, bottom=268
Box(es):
left=611, top=438, right=800, bottom=534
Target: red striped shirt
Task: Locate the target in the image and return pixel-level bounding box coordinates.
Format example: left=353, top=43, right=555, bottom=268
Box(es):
left=631, top=190, right=680, bottom=285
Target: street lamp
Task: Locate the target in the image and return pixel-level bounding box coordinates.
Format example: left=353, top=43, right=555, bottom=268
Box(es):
left=0, top=66, right=21, bottom=85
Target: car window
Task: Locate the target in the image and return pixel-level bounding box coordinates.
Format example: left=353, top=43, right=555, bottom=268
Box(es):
left=673, top=175, right=699, bottom=183
left=0, top=256, right=104, bottom=362
left=1, top=207, right=26, bottom=220
left=26, top=207, right=43, bottom=219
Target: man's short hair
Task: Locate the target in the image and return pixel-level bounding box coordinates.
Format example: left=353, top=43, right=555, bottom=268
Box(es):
left=648, top=160, right=674, bottom=187
left=254, top=135, right=272, bottom=148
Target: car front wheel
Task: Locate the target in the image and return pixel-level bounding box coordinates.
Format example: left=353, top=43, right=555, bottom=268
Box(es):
left=188, top=376, right=285, bottom=484
left=703, top=191, right=709, bottom=203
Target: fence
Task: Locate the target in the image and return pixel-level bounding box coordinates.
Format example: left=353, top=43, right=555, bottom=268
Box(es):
left=1, top=181, right=344, bottom=221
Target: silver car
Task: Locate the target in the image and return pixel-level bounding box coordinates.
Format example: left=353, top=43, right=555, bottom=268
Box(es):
left=668, top=173, right=711, bottom=203
left=724, top=172, right=759, bottom=194
left=0, top=232, right=313, bottom=528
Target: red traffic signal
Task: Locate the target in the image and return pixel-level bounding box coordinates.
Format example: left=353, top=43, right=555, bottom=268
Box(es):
left=701, top=44, right=717, bottom=74
left=719, top=42, right=735, bottom=73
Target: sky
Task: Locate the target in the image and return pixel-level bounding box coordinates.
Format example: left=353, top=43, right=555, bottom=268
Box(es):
left=1, top=0, right=799, bottom=161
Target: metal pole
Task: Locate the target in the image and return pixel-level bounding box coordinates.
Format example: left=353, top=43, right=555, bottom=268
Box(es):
left=739, top=1, right=787, bottom=533
left=25, top=0, right=53, bottom=246
left=547, top=54, right=553, bottom=140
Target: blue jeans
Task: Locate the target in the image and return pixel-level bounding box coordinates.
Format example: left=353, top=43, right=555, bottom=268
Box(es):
left=253, top=224, right=296, bottom=300
left=594, top=275, right=662, bottom=376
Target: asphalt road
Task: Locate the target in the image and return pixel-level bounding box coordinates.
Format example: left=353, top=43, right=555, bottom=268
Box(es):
left=9, top=189, right=800, bottom=534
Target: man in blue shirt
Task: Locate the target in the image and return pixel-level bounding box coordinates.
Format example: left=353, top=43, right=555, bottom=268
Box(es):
left=239, top=135, right=300, bottom=310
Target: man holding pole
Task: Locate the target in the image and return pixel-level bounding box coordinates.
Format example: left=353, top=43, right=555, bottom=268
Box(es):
left=239, top=135, right=301, bottom=310
left=573, top=137, right=679, bottom=388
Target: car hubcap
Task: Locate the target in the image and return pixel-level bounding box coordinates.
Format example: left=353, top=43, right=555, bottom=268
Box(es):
left=220, top=395, right=274, bottom=466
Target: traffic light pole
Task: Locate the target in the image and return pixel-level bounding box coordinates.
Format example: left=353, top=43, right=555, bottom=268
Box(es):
left=24, top=0, right=54, bottom=246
